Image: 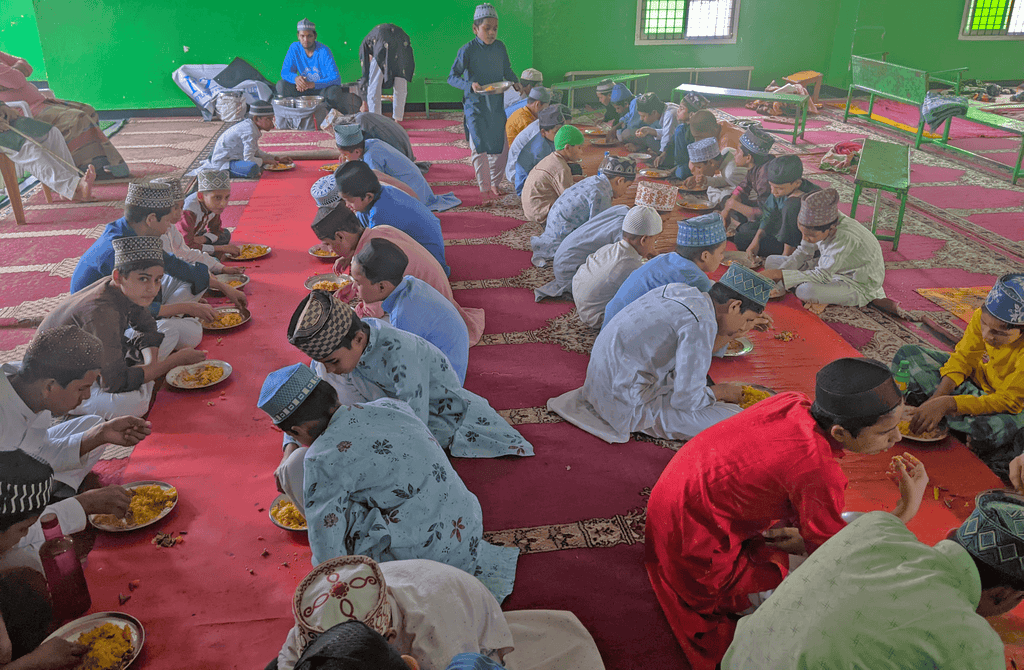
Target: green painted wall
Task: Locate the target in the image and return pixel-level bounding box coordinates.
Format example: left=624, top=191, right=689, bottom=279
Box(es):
left=30, top=0, right=533, bottom=111
left=1, top=0, right=47, bottom=80
left=532, top=0, right=841, bottom=96
left=827, top=0, right=1024, bottom=89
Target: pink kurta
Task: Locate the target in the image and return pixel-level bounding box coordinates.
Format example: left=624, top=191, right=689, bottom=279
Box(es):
left=333, top=225, right=485, bottom=345
left=0, top=52, right=46, bottom=113
left=644, top=392, right=848, bottom=670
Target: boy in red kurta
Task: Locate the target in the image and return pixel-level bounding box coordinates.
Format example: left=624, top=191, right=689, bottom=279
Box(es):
left=644, top=358, right=930, bottom=670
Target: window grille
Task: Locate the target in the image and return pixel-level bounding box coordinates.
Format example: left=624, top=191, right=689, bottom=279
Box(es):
left=961, top=0, right=1024, bottom=37
left=636, top=0, right=739, bottom=44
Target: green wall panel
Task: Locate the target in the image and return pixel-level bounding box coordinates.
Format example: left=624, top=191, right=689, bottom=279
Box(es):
left=1, top=0, right=47, bottom=80
left=532, top=0, right=840, bottom=95
left=31, top=0, right=533, bottom=111
left=828, top=0, right=1023, bottom=89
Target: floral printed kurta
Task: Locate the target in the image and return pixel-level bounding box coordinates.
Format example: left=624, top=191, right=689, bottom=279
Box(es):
left=303, top=397, right=518, bottom=601
left=338, top=319, right=534, bottom=458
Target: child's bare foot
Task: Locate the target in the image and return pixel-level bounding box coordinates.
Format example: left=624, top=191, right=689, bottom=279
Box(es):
left=489, top=185, right=501, bottom=197
left=73, top=164, right=96, bottom=202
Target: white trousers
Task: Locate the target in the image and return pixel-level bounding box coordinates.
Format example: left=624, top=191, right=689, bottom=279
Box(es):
left=764, top=255, right=862, bottom=306
left=156, top=275, right=204, bottom=353
left=468, top=135, right=509, bottom=193
left=72, top=379, right=154, bottom=420
left=48, top=415, right=105, bottom=490
left=1, top=127, right=81, bottom=200
left=367, top=60, right=408, bottom=122
left=275, top=446, right=308, bottom=510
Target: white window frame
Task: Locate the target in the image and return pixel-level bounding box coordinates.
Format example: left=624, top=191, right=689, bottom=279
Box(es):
left=634, top=0, right=741, bottom=46
left=959, top=0, right=1024, bottom=40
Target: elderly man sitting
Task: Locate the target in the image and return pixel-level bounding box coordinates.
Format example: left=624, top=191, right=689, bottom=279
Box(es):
left=276, top=18, right=354, bottom=114
left=0, top=102, right=94, bottom=201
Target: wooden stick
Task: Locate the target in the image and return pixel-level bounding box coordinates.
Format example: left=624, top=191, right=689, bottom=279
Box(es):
left=0, top=118, right=84, bottom=177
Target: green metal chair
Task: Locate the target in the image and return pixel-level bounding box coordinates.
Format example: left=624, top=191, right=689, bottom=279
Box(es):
left=850, top=138, right=911, bottom=251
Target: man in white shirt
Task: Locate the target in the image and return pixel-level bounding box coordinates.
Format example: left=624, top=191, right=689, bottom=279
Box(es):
left=571, top=206, right=661, bottom=328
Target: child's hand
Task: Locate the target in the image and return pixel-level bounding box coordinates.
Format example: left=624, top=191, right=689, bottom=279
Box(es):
left=471, top=83, right=484, bottom=93
left=908, top=398, right=955, bottom=434
left=892, top=453, right=929, bottom=506
left=221, top=266, right=245, bottom=275
left=185, top=302, right=220, bottom=322
left=335, top=281, right=358, bottom=304
left=23, top=638, right=88, bottom=670
left=171, top=347, right=207, bottom=367
left=711, top=382, right=744, bottom=404
left=76, top=485, right=133, bottom=517
left=763, top=527, right=807, bottom=555
left=220, top=244, right=241, bottom=258
left=224, top=286, right=248, bottom=310
left=1010, top=454, right=1024, bottom=494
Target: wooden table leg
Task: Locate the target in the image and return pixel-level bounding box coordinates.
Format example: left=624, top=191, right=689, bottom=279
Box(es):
left=0, top=155, right=26, bottom=225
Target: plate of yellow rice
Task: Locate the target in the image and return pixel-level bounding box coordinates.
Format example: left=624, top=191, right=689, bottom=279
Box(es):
left=304, top=273, right=353, bottom=292
left=738, top=384, right=776, bottom=409
left=309, top=244, right=339, bottom=260
left=723, top=337, right=753, bottom=357
left=90, top=482, right=177, bottom=532
left=270, top=494, right=308, bottom=531
left=166, top=360, right=232, bottom=390
left=224, top=243, right=271, bottom=261
left=44, top=612, right=143, bottom=670
left=211, top=273, right=250, bottom=291
left=201, top=307, right=250, bottom=330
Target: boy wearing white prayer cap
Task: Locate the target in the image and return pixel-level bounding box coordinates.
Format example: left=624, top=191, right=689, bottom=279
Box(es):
left=571, top=206, right=662, bottom=328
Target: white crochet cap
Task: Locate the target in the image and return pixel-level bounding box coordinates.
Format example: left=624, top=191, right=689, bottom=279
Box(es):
left=622, top=205, right=663, bottom=236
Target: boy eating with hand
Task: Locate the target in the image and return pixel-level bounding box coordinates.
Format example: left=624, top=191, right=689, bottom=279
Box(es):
left=179, top=169, right=238, bottom=256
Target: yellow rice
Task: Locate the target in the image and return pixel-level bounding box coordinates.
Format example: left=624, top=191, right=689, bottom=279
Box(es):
left=75, top=623, right=133, bottom=670
left=271, top=499, right=307, bottom=529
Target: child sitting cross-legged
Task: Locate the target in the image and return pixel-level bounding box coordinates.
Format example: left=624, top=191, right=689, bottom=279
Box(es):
left=892, top=274, right=1024, bottom=478
left=40, top=237, right=207, bottom=418
left=178, top=169, right=239, bottom=256
left=681, top=137, right=748, bottom=208
left=513, top=105, right=572, bottom=197
left=735, top=155, right=821, bottom=260
left=195, top=101, right=289, bottom=178
left=530, top=154, right=635, bottom=267
left=759, top=188, right=886, bottom=307
left=571, top=205, right=662, bottom=328
left=520, top=123, right=583, bottom=224
left=350, top=238, right=471, bottom=383
left=603, top=213, right=727, bottom=328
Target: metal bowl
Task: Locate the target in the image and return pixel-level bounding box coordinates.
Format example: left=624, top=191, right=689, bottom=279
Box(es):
left=274, top=97, right=299, bottom=108
left=297, top=95, right=324, bottom=108
left=44, top=612, right=144, bottom=668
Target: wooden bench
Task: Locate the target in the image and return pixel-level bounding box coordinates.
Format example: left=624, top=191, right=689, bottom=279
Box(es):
left=845, top=55, right=1023, bottom=184
left=850, top=138, right=910, bottom=251
left=550, top=73, right=650, bottom=109
left=0, top=154, right=53, bottom=225
left=672, top=83, right=809, bottom=143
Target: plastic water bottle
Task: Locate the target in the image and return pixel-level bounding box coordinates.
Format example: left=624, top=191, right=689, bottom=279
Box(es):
left=893, top=360, right=912, bottom=395
left=38, top=514, right=91, bottom=622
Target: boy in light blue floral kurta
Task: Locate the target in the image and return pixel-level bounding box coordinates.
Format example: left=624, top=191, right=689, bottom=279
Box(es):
left=286, top=290, right=533, bottom=459
left=258, top=364, right=518, bottom=602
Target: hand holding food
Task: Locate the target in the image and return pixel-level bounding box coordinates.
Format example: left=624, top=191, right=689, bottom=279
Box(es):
left=762, top=527, right=806, bottom=555
left=170, top=347, right=207, bottom=367
left=76, top=486, right=133, bottom=517
left=711, top=382, right=744, bottom=404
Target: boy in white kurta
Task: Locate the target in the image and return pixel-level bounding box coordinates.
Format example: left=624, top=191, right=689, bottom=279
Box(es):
left=571, top=206, right=661, bottom=328
left=549, top=265, right=774, bottom=443
left=761, top=188, right=886, bottom=307
left=629, top=93, right=679, bottom=167
left=195, top=101, right=288, bottom=178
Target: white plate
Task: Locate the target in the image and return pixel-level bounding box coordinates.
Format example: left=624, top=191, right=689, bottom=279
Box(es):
left=211, top=273, right=249, bottom=292
left=309, top=244, right=339, bottom=260
left=269, top=493, right=308, bottom=531
left=628, top=152, right=652, bottom=161
left=44, top=611, right=144, bottom=668
left=224, top=244, right=271, bottom=261
left=723, top=337, right=753, bottom=357
left=899, top=425, right=950, bottom=443
left=89, top=481, right=177, bottom=532
left=166, top=360, right=232, bottom=390
left=304, top=273, right=353, bottom=292
left=479, top=81, right=512, bottom=94
left=639, top=168, right=671, bottom=178
left=201, top=307, right=251, bottom=331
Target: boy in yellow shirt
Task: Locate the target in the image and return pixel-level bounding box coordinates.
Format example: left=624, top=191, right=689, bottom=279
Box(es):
left=892, top=273, right=1024, bottom=477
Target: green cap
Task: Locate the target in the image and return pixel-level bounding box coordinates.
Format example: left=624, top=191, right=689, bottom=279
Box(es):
left=554, top=124, right=584, bottom=151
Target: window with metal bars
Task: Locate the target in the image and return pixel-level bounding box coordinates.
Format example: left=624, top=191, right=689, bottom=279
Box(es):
left=960, top=0, right=1024, bottom=38
left=635, top=0, right=740, bottom=45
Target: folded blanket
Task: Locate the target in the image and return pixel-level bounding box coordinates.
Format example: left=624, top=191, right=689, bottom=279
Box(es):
left=921, top=92, right=968, bottom=131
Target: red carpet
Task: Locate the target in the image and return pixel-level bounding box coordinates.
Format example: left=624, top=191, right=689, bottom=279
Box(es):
left=75, top=148, right=1019, bottom=669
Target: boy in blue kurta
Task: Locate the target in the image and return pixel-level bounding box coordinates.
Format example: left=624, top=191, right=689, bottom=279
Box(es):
left=448, top=3, right=519, bottom=197
left=258, top=363, right=517, bottom=602
left=335, top=124, right=460, bottom=212
left=276, top=18, right=350, bottom=113
left=286, top=291, right=533, bottom=460
left=603, top=213, right=727, bottom=328
left=335, top=160, right=449, bottom=276
left=530, top=154, right=635, bottom=267
left=351, top=238, right=470, bottom=383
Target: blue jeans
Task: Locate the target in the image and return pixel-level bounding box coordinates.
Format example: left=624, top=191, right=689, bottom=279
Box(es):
left=229, top=160, right=260, bottom=178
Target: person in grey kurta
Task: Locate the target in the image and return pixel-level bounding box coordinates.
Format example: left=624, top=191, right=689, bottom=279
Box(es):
left=761, top=188, right=886, bottom=307
left=257, top=363, right=518, bottom=602
left=534, top=205, right=629, bottom=301
left=530, top=155, right=636, bottom=268
left=286, top=290, right=534, bottom=459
